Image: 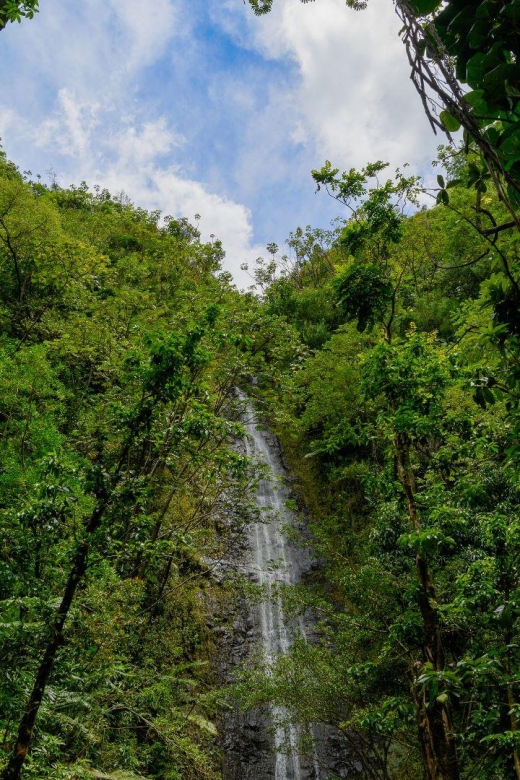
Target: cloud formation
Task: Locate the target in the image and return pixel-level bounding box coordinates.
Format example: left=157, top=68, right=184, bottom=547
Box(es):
left=0, top=0, right=441, bottom=286
left=220, top=0, right=437, bottom=169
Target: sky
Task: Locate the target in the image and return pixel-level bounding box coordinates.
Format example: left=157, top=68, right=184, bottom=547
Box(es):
left=0, top=0, right=441, bottom=287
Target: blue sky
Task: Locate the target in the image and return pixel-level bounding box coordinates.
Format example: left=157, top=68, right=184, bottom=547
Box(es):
left=0, top=0, right=440, bottom=287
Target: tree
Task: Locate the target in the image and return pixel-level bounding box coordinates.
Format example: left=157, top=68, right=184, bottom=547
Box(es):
left=395, top=0, right=520, bottom=229
left=362, top=333, right=460, bottom=780
left=246, top=148, right=520, bottom=778
left=246, top=0, right=520, bottom=224
left=0, top=153, right=260, bottom=780
left=1, top=314, right=222, bottom=780
left=312, top=160, right=421, bottom=342
left=0, top=1, right=38, bottom=31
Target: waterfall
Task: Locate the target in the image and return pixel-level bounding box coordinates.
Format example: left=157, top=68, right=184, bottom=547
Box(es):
left=221, top=398, right=355, bottom=779
left=241, top=400, right=320, bottom=780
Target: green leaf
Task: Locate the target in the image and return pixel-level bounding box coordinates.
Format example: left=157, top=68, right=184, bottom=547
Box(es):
left=410, top=0, right=442, bottom=15
left=468, top=19, right=488, bottom=49
left=483, top=126, right=500, bottom=147
left=466, top=52, right=486, bottom=87
left=90, top=771, right=148, bottom=780
left=187, top=712, right=219, bottom=735
left=507, top=183, right=520, bottom=208
left=439, top=111, right=461, bottom=132
left=463, top=89, right=489, bottom=114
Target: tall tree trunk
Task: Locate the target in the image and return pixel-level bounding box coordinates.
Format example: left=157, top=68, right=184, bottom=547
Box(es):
left=1, top=503, right=107, bottom=780
left=396, top=434, right=460, bottom=780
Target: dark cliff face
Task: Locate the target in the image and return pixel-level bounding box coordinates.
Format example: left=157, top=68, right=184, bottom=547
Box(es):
left=219, top=403, right=356, bottom=780
left=220, top=403, right=314, bottom=780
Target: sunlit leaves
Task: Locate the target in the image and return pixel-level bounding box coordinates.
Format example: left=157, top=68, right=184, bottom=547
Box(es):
left=0, top=1, right=38, bottom=28
left=439, top=110, right=461, bottom=133
left=0, top=153, right=258, bottom=779
left=335, top=264, right=393, bottom=332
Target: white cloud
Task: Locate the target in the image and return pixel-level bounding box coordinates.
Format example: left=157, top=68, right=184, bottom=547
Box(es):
left=0, top=0, right=442, bottom=290
left=107, top=0, right=178, bottom=72
left=217, top=0, right=439, bottom=172
left=0, top=108, right=18, bottom=142
left=6, top=95, right=261, bottom=287
left=0, top=1, right=260, bottom=286
left=105, top=118, right=185, bottom=165
left=1, top=0, right=178, bottom=115
left=93, top=122, right=264, bottom=289
left=36, top=89, right=102, bottom=158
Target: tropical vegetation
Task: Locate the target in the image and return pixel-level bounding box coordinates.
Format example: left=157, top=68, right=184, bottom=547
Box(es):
left=2, top=1, right=520, bottom=778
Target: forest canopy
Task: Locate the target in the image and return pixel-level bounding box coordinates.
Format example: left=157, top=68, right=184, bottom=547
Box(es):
left=2, top=2, right=520, bottom=780
left=0, top=149, right=292, bottom=780
left=236, top=143, right=520, bottom=779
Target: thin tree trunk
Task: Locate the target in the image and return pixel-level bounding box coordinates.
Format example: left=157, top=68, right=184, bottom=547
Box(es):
left=1, top=503, right=107, bottom=780
left=411, top=682, right=438, bottom=778
left=507, top=686, right=520, bottom=780
left=396, top=434, right=460, bottom=780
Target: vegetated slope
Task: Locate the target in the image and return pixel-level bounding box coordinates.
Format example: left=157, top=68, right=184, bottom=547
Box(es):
left=0, top=148, right=301, bottom=780
left=4, top=134, right=520, bottom=780
left=243, top=153, right=520, bottom=779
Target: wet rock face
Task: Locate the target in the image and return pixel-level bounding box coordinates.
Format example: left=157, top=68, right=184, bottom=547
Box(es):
left=214, top=512, right=273, bottom=777
left=217, top=575, right=276, bottom=779
left=219, top=403, right=357, bottom=780
left=222, top=709, right=276, bottom=780
left=218, top=404, right=311, bottom=779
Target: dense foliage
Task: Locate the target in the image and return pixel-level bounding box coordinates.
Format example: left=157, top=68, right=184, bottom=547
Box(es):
left=0, top=1, right=38, bottom=31
left=3, top=3, right=520, bottom=779
left=0, top=148, right=297, bottom=780
left=238, top=150, right=520, bottom=780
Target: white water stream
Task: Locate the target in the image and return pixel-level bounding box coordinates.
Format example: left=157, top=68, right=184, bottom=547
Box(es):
left=242, top=402, right=321, bottom=780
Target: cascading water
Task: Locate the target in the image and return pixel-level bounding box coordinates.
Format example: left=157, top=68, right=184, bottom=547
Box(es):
left=221, top=399, right=356, bottom=779
left=240, top=400, right=320, bottom=780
